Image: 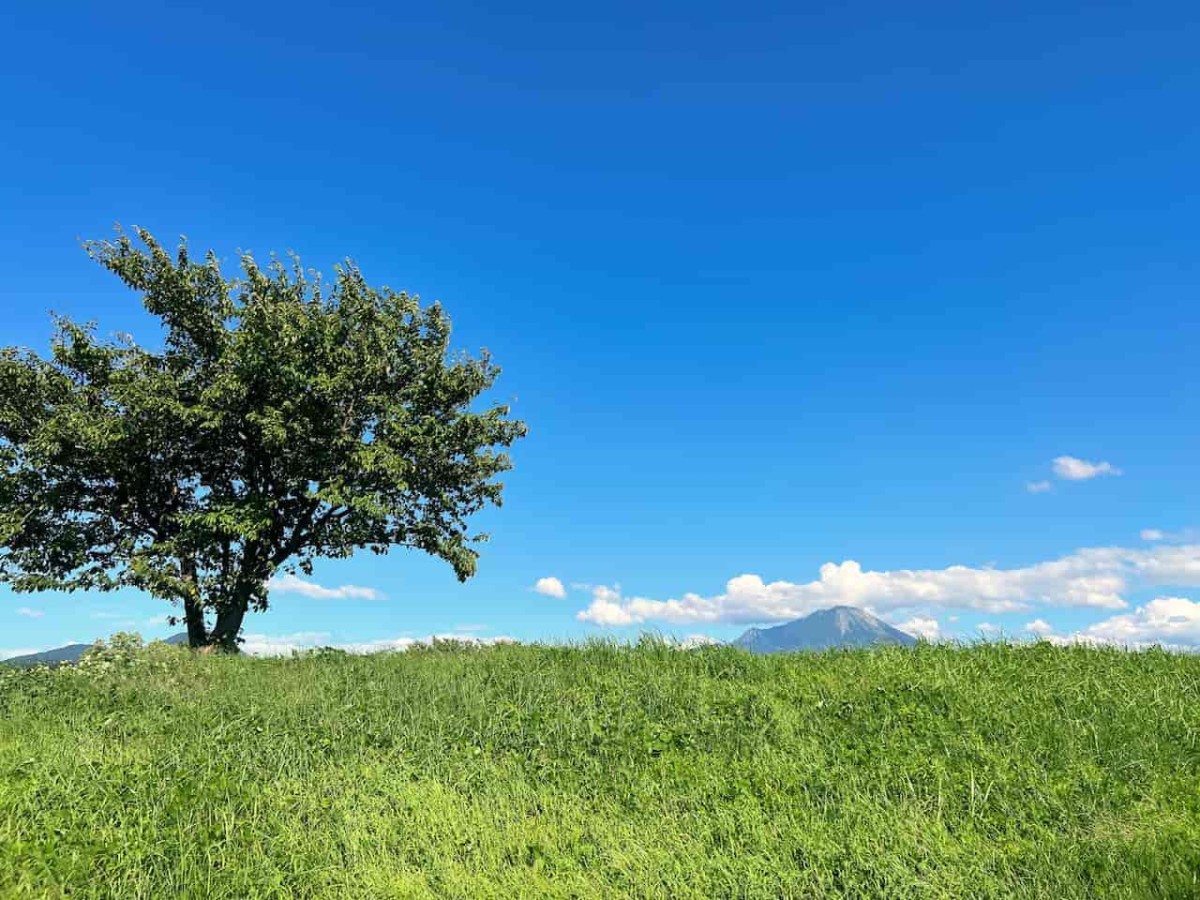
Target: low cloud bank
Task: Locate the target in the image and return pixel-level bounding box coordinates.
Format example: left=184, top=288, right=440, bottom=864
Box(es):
left=239, top=631, right=517, bottom=657
left=577, top=543, right=1200, bottom=627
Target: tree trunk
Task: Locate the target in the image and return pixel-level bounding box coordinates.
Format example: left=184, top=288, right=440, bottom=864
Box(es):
left=180, top=558, right=208, bottom=648
left=183, top=593, right=207, bottom=648
left=207, top=589, right=250, bottom=651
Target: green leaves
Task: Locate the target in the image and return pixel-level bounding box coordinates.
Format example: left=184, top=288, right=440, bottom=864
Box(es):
left=0, top=227, right=526, bottom=646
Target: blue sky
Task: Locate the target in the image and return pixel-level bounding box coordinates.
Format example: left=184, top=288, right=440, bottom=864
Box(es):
left=3, top=0, right=1200, bottom=656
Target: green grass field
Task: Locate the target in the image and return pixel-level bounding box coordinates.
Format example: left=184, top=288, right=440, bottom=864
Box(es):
left=2, top=638, right=1198, bottom=898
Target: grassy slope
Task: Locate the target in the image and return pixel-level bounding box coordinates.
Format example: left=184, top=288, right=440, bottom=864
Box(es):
left=1, top=640, right=1198, bottom=899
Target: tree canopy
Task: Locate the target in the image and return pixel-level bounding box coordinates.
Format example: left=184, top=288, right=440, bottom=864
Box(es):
left=0, top=228, right=526, bottom=648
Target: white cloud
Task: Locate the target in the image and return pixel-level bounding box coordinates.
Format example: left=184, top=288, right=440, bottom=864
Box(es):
left=239, top=631, right=335, bottom=656
left=977, top=622, right=1000, bottom=635
left=1024, top=618, right=1055, bottom=636
left=578, top=585, right=635, bottom=625
left=0, top=648, right=39, bottom=661
left=895, top=615, right=940, bottom=641
left=533, top=577, right=566, bottom=599
left=267, top=573, right=380, bottom=601
left=1137, top=527, right=1200, bottom=544
left=1026, top=481, right=1052, bottom=494
left=239, top=631, right=517, bottom=657
left=672, top=634, right=722, bottom=648
left=576, top=543, right=1200, bottom=627
left=16, top=607, right=44, bottom=619
left=1070, top=597, right=1200, bottom=649
left=1052, top=455, right=1121, bottom=481
left=337, top=636, right=421, bottom=653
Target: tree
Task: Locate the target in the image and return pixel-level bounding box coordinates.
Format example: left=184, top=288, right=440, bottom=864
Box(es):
left=0, top=228, right=526, bottom=649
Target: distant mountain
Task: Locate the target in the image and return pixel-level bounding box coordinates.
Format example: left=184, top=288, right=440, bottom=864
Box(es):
left=2, top=633, right=189, bottom=668
left=732, top=606, right=917, bottom=653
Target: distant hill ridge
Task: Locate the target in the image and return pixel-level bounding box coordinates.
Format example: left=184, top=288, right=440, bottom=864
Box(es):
left=1, top=633, right=189, bottom=668
left=732, top=606, right=917, bottom=653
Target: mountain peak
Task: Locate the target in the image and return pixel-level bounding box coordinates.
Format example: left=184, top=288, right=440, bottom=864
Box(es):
left=731, top=606, right=916, bottom=654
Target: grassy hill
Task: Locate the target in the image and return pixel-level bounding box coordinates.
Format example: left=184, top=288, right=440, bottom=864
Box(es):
left=1, top=639, right=1198, bottom=899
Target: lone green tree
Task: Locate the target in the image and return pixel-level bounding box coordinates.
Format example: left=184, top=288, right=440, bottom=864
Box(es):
left=0, top=228, right=525, bottom=649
